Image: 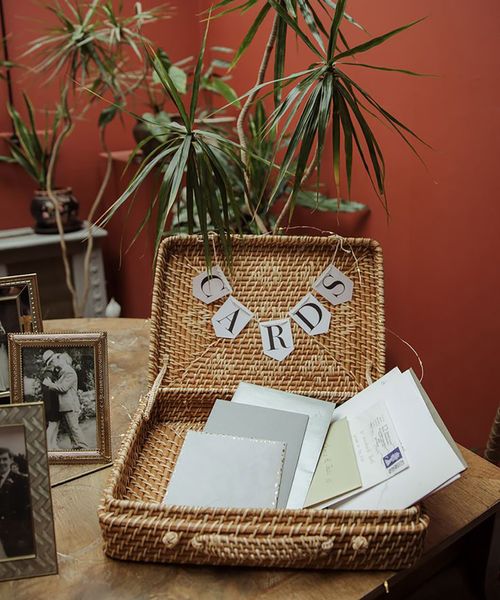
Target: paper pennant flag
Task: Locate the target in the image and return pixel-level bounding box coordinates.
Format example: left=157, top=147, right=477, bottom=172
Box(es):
left=192, top=266, right=232, bottom=304
left=259, top=318, right=294, bottom=361
left=313, top=265, right=353, bottom=306
left=212, top=296, right=253, bottom=339
left=289, top=293, right=331, bottom=336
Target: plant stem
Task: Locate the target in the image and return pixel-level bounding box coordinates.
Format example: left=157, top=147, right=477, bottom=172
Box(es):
left=272, top=155, right=319, bottom=234
left=77, top=126, right=113, bottom=315
left=46, top=115, right=79, bottom=317
left=237, top=14, right=280, bottom=235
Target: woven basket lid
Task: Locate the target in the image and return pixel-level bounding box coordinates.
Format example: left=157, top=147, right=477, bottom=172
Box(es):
left=148, top=235, right=385, bottom=402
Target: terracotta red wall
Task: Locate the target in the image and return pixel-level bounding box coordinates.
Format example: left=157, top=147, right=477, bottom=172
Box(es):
left=0, top=0, right=203, bottom=316
left=208, top=0, right=500, bottom=451
left=1, top=1, right=499, bottom=451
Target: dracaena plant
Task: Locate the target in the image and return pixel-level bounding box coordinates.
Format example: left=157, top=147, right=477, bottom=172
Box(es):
left=213, top=0, right=428, bottom=234
left=97, top=26, right=246, bottom=266
left=0, top=95, right=67, bottom=190
left=101, top=1, right=427, bottom=267
left=16, top=0, right=168, bottom=317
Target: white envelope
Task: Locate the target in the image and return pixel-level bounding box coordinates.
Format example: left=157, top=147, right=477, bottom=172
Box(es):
left=232, top=382, right=335, bottom=509
left=313, top=399, right=409, bottom=509
left=332, top=370, right=466, bottom=511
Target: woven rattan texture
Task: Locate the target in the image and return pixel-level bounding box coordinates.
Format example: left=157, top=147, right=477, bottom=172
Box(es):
left=99, top=389, right=428, bottom=570
left=149, top=236, right=385, bottom=399
left=99, top=236, right=430, bottom=570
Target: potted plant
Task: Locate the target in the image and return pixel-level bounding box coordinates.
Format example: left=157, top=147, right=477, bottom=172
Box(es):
left=0, top=95, right=81, bottom=233
left=10, top=0, right=168, bottom=315
left=96, top=1, right=427, bottom=267
left=128, top=47, right=238, bottom=160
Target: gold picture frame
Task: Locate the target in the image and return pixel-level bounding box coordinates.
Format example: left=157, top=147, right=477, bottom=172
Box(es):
left=8, top=332, right=111, bottom=464
left=0, top=402, right=57, bottom=582
left=0, top=274, right=43, bottom=403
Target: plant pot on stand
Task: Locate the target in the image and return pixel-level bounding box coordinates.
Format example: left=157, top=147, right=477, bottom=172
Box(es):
left=31, top=188, right=83, bottom=234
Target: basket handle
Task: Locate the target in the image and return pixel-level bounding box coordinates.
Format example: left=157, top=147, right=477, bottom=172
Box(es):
left=143, top=362, right=168, bottom=420
left=190, top=533, right=369, bottom=563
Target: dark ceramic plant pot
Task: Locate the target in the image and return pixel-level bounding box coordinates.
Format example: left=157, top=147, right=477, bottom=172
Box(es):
left=31, top=188, right=83, bottom=234
left=132, top=120, right=162, bottom=159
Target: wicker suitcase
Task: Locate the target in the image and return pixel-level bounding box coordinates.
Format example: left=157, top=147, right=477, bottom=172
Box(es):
left=99, top=235, right=429, bottom=570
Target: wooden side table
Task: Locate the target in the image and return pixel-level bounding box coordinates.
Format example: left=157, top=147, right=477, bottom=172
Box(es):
left=0, top=318, right=498, bottom=599
left=0, top=225, right=108, bottom=318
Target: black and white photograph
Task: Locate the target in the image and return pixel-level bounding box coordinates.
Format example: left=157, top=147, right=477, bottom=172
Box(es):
left=0, top=424, right=35, bottom=562
left=8, top=333, right=111, bottom=464
left=0, top=403, right=57, bottom=582
left=0, top=275, right=43, bottom=403
left=22, top=346, right=96, bottom=452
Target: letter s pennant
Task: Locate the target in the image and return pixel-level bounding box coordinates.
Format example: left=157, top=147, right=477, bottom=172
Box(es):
left=313, top=265, right=353, bottom=306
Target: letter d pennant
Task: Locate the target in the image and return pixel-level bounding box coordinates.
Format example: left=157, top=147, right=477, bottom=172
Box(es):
left=259, top=318, right=294, bottom=361
left=289, top=293, right=331, bottom=336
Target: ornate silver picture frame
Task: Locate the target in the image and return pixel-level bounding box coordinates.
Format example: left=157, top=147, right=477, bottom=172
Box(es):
left=0, top=274, right=43, bottom=402
left=8, top=332, right=111, bottom=464
left=0, top=402, right=57, bottom=582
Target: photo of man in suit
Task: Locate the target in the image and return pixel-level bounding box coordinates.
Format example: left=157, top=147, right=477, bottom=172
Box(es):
left=0, top=445, right=35, bottom=559
left=42, top=351, right=89, bottom=451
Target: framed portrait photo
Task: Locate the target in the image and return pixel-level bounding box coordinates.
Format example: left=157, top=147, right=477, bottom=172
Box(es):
left=8, top=332, right=111, bottom=464
left=0, top=274, right=43, bottom=404
left=0, top=402, right=57, bottom=582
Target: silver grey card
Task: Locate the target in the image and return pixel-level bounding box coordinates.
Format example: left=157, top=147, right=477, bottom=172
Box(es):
left=205, top=399, right=309, bottom=508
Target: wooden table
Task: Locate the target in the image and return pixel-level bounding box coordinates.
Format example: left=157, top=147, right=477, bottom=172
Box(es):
left=1, top=318, right=499, bottom=599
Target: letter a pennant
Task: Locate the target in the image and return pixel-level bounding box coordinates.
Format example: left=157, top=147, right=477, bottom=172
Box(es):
left=212, top=296, right=253, bottom=339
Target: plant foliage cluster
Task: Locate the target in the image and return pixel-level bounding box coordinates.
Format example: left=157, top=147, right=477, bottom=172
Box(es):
left=0, top=0, right=427, bottom=267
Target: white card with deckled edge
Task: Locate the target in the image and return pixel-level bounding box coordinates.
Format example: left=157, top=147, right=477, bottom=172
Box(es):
left=259, top=318, right=294, bottom=361
left=162, top=431, right=285, bottom=510
left=192, top=266, right=232, bottom=304
left=313, top=264, right=353, bottom=306
left=232, top=382, right=336, bottom=509
left=289, top=293, right=331, bottom=335
left=313, top=399, right=408, bottom=509
left=212, top=296, right=253, bottom=339
left=204, top=399, right=309, bottom=508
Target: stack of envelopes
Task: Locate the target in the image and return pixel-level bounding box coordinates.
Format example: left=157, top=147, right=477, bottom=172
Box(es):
left=162, top=368, right=466, bottom=511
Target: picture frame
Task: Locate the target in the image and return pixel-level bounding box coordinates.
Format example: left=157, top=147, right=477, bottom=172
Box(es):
left=0, top=402, right=57, bottom=582
left=0, top=274, right=43, bottom=403
left=8, top=332, right=111, bottom=464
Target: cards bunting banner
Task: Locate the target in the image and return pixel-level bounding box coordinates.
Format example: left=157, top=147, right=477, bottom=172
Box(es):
left=192, top=265, right=353, bottom=361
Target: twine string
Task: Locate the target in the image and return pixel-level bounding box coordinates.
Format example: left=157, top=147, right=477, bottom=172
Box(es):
left=386, top=327, right=424, bottom=381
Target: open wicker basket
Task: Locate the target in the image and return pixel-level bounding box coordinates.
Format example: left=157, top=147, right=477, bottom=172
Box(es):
left=99, top=235, right=429, bottom=570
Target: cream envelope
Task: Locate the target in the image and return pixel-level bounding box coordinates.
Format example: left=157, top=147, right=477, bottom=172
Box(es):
left=304, top=418, right=362, bottom=508
left=333, top=370, right=466, bottom=511
left=232, top=382, right=335, bottom=509
left=313, top=398, right=409, bottom=509
left=163, top=431, right=285, bottom=510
